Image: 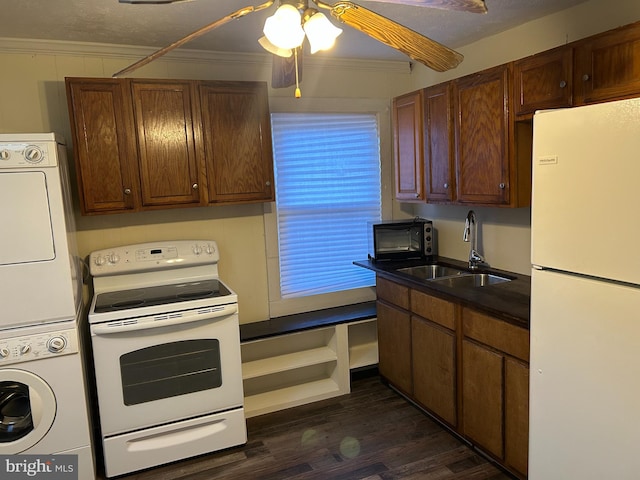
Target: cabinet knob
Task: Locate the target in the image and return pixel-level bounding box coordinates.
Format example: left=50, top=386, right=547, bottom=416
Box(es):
left=582, top=74, right=590, bottom=82
left=499, top=183, right=506, bottom=189
left=192, top=183, right=198, bottom=190
left=443, top=183, right=449, bottom=189
left=124, top=188, right=131, bottom=195
left=559, top=80, right=567, bottom=88
left=265, top=181, right=271, bottom=186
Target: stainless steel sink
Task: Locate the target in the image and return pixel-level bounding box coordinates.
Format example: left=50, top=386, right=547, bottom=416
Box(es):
left=430, top=273, right=512, bottom=288
left=398, top=264, right=467, bottom=280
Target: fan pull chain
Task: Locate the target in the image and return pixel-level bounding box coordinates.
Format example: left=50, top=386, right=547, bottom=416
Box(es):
left=294, top=47, right=301, bottom=98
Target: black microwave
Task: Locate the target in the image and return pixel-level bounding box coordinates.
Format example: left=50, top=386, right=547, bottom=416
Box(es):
left=369, top=218, right=434, bottom=261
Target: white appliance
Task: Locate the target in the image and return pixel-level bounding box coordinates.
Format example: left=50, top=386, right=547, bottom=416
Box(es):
left=88, top=240, right=246, bottom=478
left=529, top=98, right=640, bottom=479
left=0, top=133, right=81, bottom=329
left=0, top=323, right=95, bottom=478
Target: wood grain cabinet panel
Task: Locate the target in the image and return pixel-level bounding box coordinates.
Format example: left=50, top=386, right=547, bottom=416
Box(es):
left=461, top=338, right=504, bottom=459
left=65, top=78, right=138, bottom=214
left=198, top=81, right=275, bottom=204
left=376, top=300, right=412, bottom=395
left=505, top=357, right=530, bottom=477
left=453, top=64, right=511, bottom=206
left=131, top=80, right=202, bottom=207
left=513, top=45, right=573, bottom=117
left=423, top=83, right=455, bottom=203
left=412, top=315, right=456, bottom=426
left=392, top=90, right=424, bottom=201
left=574, top=22, right=640, bottom=105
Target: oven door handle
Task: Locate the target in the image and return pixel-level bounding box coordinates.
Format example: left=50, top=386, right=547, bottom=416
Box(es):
left=91, top=304, right=238, bottom=335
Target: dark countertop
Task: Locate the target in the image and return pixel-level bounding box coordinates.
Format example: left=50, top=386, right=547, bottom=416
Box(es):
left=354, top=256, right=530, bottom=329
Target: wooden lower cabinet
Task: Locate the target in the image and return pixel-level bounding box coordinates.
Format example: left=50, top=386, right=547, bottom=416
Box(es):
left=412, top=316, right=456, bottom=426
left=375, top=276, right=530, bottom=479
left=461, top=339, right=504, bottom=458
left=376, top=300, right=412, bottom=395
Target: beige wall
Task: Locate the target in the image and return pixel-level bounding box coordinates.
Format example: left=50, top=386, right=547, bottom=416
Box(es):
left=412, top=0, right=640, bottom=275
left=0, top=41, right=412, bottom=323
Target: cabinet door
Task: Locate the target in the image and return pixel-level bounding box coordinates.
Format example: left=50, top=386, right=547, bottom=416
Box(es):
left=461, top=339, right=503, bottom=459
left=393, top=90, right=424, bottom=202
left=376, top=301, right=412, bottom=395
left=505, top=357, right=529, bottom=477
left=423, top=83, right=455, bottom=203
left=453, top=65, right=510, bottom=205
left=131, top=81, right=203, bottom=207
left=199, top=81, right=275, bottom=204
left=412, top=316, right=456, bottom=426
left=574, top=22, right=640, bottom=105
left=65, top=78, right=138, bottom=214
left=513, top=46, right=573, bottom=116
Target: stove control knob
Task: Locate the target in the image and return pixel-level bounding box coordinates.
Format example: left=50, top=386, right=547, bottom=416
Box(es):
left=0, top=347, right=10, bottom=359
left=193, top=245, right=203, bottom=255
left=47, top=336, right=67, bottom=354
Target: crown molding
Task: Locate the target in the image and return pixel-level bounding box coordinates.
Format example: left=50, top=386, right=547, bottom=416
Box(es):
left=0, top=37, right=411, bottom=74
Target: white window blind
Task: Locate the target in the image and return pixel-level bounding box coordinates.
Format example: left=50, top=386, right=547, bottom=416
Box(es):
left=271, top=112, right=382, bottom=298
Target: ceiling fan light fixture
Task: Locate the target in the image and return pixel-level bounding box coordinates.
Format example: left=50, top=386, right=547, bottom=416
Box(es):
left=263, top=4, right=305, bottom=50
left=303, top=11, right=343, bottom=54
left=258, top=36, right=293, bottom=58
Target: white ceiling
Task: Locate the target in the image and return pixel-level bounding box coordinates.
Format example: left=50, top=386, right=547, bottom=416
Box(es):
left=1, top=0, right=589, bottom=64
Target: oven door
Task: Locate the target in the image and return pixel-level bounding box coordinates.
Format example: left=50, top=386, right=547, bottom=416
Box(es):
left=90, top=304, right=244, bottom=436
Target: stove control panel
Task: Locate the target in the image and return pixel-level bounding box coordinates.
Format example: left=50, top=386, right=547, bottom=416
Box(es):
left=0, top=327, right=78, bottom=366
left=90, top=240, right=220, bottom=276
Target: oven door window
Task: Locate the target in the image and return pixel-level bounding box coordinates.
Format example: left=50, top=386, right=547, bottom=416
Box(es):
left=120, top=339, right=222, bottom=405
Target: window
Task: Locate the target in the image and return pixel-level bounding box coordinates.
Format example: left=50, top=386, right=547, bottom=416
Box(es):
left=267, top=107, right=385, bottom=316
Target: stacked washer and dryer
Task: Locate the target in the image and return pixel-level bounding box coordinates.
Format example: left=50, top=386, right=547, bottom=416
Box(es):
left=0, top=134, right=96, bottom=478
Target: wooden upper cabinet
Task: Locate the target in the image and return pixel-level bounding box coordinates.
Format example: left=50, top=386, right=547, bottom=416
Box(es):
left=198, top=81, right=275, bottom=204
left=393, top=90, right=424, bottom=202
left=131, top=80, right=203, bottom=207
left=66, top=77, right=275, bottom=214
left=574, top=21, right=640, bottom=105
left=65, top=78, right=138, bottom=214
left=453, top=64, right=511, bottom=206
left=513, top=45, right=573, bottom=117
left=423, top=83, right=455, bottom=203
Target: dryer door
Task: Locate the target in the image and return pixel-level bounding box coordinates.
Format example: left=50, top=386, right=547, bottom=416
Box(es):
left=0, top=369, right=56, bottom=454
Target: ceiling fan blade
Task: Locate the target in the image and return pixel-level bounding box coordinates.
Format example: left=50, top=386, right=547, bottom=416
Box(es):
left=327, top=1, right=462, bottom=72
left=272, top=47, right=303, bottom=88
left=112, top=0, right=274, bottom=77
left=358, top=0, right=486, bottom=14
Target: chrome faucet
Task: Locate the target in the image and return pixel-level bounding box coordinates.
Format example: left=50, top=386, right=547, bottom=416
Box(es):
left=463, top=210, right=487, bottom=270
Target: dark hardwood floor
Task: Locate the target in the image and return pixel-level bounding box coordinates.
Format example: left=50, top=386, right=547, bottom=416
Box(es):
left=106, top=373, right=513, bottom=480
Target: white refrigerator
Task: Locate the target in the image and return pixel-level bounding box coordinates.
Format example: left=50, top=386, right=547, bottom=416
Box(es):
left=529, top=98, right=640, bottom=479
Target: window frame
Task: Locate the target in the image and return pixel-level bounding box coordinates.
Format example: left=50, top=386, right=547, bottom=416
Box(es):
left=264, top=96, right=393, bottom=317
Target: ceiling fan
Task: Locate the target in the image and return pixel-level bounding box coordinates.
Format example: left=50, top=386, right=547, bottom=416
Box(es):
left=113, top=0, right=487, bottom=95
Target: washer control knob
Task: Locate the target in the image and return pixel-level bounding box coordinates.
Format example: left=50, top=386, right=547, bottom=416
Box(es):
left=205, top=244, right=215, bottom=255
left=47, top=336, right=67, bottom=353
left=193, top=245, right=203, bottom=255
left=94, top=255, right=106, bottom=266
left=24, top=146, right=44, bottom=163
left=0, top=347, right=10, bottom=359
left=19, top=344, right=31, bottom=355
left=0, top=150, right=9, bottom=160
left=107, top=252, right=120, bottom=264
